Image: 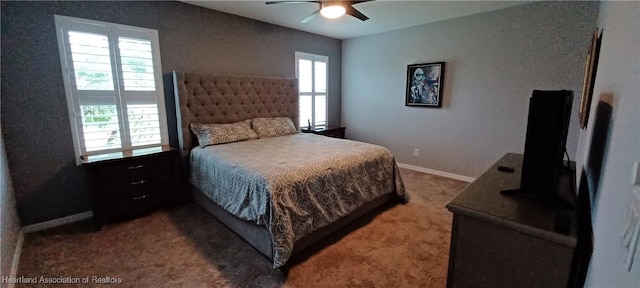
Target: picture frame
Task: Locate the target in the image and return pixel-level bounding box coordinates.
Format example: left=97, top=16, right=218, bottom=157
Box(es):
left=405, top=62, right=445, bottom=107
left=579, top=28, right=602, bottom=129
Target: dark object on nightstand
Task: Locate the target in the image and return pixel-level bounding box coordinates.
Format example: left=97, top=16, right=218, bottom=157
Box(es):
left=302, top=125, right=346, bottom=139
left=82, top=145, right=181, bottom=231
left=497, top=165, right=515, bottom=173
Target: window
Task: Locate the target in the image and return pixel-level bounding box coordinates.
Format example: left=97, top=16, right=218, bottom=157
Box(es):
left=55, top=15, right=168, bottom=163
left=295, top=52, right=328, bottom=129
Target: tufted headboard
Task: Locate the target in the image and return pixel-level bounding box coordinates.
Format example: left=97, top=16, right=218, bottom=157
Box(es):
left=172, top=71, right=299, bottom=159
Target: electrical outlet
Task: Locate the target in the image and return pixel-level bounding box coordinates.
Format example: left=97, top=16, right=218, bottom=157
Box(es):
left=414, top=148, right=419, bottom=157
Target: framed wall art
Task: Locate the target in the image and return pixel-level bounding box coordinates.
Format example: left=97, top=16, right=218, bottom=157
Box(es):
left=579, top=28, right=602, bottom=129
left=406, top=62, right=445, bottom=108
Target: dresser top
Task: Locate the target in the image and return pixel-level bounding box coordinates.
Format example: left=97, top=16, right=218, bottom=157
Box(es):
left=446, top=153, right=577, bottom=247
left=80, top=145, right=175, bottom=165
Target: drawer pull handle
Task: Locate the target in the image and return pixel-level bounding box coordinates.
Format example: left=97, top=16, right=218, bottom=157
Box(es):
left=133, top=195, right=148, bottom=200
left=131, top=180, right=146, bottom=185
left=128, top=164, right=145, bottom=170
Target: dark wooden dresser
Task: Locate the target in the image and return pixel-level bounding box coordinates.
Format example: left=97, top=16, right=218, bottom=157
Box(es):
left=446, top=153, right=577, bottom=288
left=82, top=145, right=180, bottom=230
left=302, top=125, right=346, bottom=139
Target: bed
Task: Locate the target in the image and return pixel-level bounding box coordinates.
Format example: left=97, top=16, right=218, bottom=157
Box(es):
left=173, top=71, right=407, bottom=268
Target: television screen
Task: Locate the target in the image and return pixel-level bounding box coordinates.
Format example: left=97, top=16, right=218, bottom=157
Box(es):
left=520, top=90, right=574, bottom=198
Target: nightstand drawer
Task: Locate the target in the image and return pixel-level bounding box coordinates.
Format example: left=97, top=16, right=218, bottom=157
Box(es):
left=89, top=156, right=170, bottom=180
left=100, top=191, right=157, bottom=220
left=139, top=153, right=173, bottom=179
left=96, top=178, right=157, bottom=196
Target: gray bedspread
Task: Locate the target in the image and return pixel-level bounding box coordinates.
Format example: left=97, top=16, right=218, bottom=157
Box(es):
left=190, top=133, right=407, bottom=268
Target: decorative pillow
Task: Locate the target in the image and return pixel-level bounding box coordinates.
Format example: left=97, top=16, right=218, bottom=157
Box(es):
left=252, top=117, right=298, bottom=138
left=190, top=120, right=258, bottom=147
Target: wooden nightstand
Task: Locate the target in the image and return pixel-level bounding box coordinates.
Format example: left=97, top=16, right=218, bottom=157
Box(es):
left=302, top=126, right=346, bottom=139
left=81, top=145, right=181, bottom=230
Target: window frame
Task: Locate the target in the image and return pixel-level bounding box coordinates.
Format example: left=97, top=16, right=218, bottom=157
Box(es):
left=295, top=51, right=329, bottom=129
left=54, top=15, right=169, bottom=164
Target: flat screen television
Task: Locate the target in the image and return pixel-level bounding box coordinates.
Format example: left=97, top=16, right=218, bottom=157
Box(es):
left=502, top=90, right=574, bottom=201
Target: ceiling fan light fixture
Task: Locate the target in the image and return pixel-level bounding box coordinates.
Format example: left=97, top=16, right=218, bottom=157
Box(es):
left=320, top=3, right=346, bottom=19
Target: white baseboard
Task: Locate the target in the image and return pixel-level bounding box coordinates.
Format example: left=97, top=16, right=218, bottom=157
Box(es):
left=8, top=230, right=25, bottom=288
left=22, top=211, right=93, bottom=233
left=397, top=163, right=475, bottom=183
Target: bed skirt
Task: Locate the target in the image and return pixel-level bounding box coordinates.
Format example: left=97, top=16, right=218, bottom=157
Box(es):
left=191, top=186, right=399, bottom=267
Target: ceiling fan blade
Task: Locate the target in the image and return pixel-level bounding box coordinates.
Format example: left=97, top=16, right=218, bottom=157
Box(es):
left=301, top=9, right=320, bottom=23
left=345, top=5, right=369, bottom=21
left=265, top=1, right=320, bottom=4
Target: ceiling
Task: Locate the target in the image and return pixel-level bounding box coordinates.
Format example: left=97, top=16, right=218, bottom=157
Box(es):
left=182, top=0, right=532, bottom=40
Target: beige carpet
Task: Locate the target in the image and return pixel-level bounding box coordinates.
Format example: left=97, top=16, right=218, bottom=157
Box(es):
left=16, top=168, right=468, bottom=287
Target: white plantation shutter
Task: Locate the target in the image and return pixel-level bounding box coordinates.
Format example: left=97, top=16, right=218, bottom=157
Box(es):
left=55, top=15, right=168, bottom=162
left=67, top=30, right=122, bottom=152
left=119, top=37, right=156, bottom=91
left=295, top=52, right=328, bottom=129
left=68, top=32, right=114, bottom=91
left=117, top=36, right=162, bottom=148
left=127, top=104, right=161, bottom=146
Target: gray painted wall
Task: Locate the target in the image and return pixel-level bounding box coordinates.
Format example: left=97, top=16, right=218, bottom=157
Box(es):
left=576, top=1, right=640, bottom=286
left=1, top=1, right=341, bottom=225
left=1, top=133, right=22, bottom=279
left=342, top=1, right=598, bottom=178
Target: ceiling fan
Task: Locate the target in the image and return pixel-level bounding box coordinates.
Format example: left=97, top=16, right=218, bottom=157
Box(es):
left=265, top=1, right=371, bottom=23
